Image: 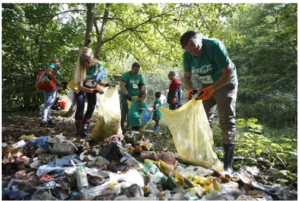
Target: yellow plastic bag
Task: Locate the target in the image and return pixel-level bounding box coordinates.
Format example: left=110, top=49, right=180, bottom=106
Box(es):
left=160, top=99, right=223, bottom=172
left=127, top=96, right=151, bottom=131
left=67, top=80, right=80, bottom=94
left=91, top=87, right=123, bottom=142
left=19, top=134, right=38, bottom=141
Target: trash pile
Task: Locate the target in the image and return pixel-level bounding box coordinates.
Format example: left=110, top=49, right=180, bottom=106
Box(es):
left=2, top=132, right=292, bottom=200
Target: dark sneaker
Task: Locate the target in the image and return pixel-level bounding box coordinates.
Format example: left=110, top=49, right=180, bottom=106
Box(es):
left=47, top=120, right=56, bottom=127
left=40, top=121, right=48, bottom=127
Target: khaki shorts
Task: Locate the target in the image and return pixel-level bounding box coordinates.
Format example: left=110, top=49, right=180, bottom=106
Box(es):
left=203, top=82, right=238, bottom=144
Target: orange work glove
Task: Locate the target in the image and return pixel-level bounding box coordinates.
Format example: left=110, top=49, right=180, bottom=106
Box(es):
left=196, top=85, right=215, bottom=100
left=89, top=87, right=104, bottom=94
left=172, top=97, right=177, bottom=104
left=187, top=88, right=198, bottom=100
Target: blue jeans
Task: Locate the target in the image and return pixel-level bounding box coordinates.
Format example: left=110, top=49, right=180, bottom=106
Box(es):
left=41, top=84, right=59, bottom=122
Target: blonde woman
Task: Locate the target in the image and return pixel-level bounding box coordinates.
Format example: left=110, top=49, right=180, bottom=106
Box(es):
left=40, top=58, right=62, bottom=127
left=74, top=47, right=108, bottom=138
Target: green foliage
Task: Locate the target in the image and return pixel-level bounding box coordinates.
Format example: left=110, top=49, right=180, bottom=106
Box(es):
left=227, top=4, right=297, bottom=128
left=2, top=3, right=244, bottom=110
left=91, top=3, right=243, bottom=75
left=2, top=3, right=85, bottom=110
left=235, top=118, right=297, bottom=181
left=214, top=117, right=297, bottom=186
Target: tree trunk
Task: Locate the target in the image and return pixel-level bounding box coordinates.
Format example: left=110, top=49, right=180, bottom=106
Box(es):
left=94, top=3, right=110, bottom=59
left=84, top=3, right=95, bottom=47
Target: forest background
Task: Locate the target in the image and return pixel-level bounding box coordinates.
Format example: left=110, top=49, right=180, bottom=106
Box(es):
left=2, top=3, right=297, bottom=130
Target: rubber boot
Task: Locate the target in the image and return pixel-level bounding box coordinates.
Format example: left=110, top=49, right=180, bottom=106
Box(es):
left=155, top=125, right=160, bottom=131
left=82, top=119, right=90, bottom=138
left=223, top=144, right=235, bottom=173
left=75, top=120, right=83, bottom=137
left=153, top=125, right=158, bottom=131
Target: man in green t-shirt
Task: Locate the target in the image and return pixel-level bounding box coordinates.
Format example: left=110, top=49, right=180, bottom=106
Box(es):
left=180, top=31, right=238, bottom=173
left=119, top=62, right=145, bottom=133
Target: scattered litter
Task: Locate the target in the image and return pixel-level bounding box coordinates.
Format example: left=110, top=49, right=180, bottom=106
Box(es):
left=2, top=131, right=294, bottom=200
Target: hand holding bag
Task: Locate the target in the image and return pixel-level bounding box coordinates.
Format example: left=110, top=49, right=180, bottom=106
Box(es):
left=35, top=71, right=57, bottom=91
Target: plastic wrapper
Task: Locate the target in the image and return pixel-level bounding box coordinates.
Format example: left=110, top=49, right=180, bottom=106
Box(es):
left=140, top=151, right=157, bottom=161
left=127, top=156, right=144, bottom=170
left=81, top=181, right=111, bottom=200
left=86, top=168, right=110, bottom=186
left=119, top=184, right=144, bottom=197
left=237, top=194, right=256, bottom=200
left=160, top=99, right=223, bottom=172
left=51, top=141, right=77, bottom=156
left=31, top=189, right=56, bottom=200
left=19, top=134, right=38, bottom=141
left=112, top=169, right=145, bottom=187
left=47, top=133, right=68, bottom=144
left=177, top=165, right=214, bottom=178
left=92, top=87, right=123, bottom=142
left=6, top=180, right=31, bottom=200
left=11, top=140, right=26, bottom=149
left=124, top=131, right=142, bottom=144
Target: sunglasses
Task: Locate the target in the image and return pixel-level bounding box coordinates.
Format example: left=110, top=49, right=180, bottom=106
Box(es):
left=80, top=58, right=92, bottom=64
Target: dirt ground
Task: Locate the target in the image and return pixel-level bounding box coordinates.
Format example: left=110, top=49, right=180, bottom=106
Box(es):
left=2, top=108, right=177, bottom=153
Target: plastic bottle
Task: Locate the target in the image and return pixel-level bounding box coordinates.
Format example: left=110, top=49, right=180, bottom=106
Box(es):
left=143, top=161, right=160, bottom=175
left=76, top=166, right=89, bottom=190
left=152, top=172, right=168, bottom=186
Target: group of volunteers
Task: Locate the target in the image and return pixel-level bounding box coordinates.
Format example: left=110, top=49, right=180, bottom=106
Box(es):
left=39, top=30, right=238, bottom=173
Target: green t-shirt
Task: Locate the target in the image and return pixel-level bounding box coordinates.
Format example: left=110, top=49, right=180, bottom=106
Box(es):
left=153, top=99, right=162, bottom=112
left=119, top=71, right=145, bottom=96
left=183, top=38, right=237, bottom=87
left=152, top=98, right=162, bottom=121
left=85, top=63, right=104, bottom=81
left=47, top=63, right=61, bottom=82
left=128, top=100, right=148, bottom=127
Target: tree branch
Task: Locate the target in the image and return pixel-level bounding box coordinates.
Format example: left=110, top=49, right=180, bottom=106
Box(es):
left=151, top=22, right=176, bottom=49
left=51, top=9, right=86, bottom=20
left=194, top=4, right=211, bottom=30
left=133, top=32, right=161, bottom=56
left=94, top=17, right=124, bottom=24
left=102, top=5, right=181, bottom=43
left=99, top=3, right=110, bottom=38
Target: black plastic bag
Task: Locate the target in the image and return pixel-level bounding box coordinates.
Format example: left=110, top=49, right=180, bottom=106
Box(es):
left=100, top=143, right=129, bottom=172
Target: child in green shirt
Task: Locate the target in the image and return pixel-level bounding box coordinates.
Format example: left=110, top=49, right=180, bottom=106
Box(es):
left=152, top=91, right=162, bottom=131
left=128, top=90, right=153, bottom=131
